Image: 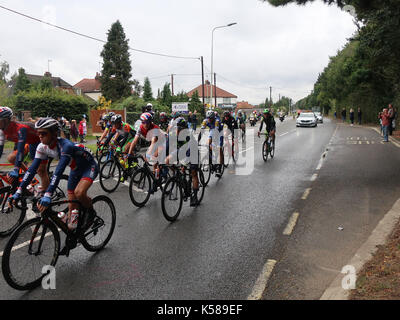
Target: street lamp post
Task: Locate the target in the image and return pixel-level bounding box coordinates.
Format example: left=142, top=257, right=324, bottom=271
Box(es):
left=210, top=22, right=237, bottom=109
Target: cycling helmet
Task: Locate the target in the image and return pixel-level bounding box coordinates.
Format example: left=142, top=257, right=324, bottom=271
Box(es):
left=176, top=117, right=188, bottom=130
left=206, top=110, right=215, bottom=119
left=35, top=117, right=61, bottom=131
left=0, top=106, right=13, bottom=119
left=171, top=111, right=181, bottom=119
left=160, top=112, right=167, bottom=120
left=223, top=111, right=231, bottom=118
left=111, top=114, right=122, bottom=124
left=108, top=111, right=115, bottom=118
left=140, top=112, right=153, bottom=124
left=146, top=103, right=153, bottom=111
left=263, top=108, right=270, bottom=114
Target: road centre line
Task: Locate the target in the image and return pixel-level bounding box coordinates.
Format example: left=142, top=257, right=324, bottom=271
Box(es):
left=301, top=188, right=312, bottom=200
left=279, top=132, right=289, bottom=137
left=311, top=173, right=318, bottom=181
left=283, top=212, right=300, bottom=236
left=247, top=259, right=277, bottom=300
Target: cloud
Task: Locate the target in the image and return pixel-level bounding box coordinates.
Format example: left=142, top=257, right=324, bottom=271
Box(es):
left=0, top=0, right=356, bottom=104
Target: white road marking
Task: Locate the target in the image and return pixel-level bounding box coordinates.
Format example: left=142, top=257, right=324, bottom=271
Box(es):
left=247, top=259, right=277, bottom=300
left=311, top=173, right=318, bottom=181
left=301, top=188, right=312, bottom=200
left=279, top=132, right=289, bottom=137
left=0, top=231, right=53, bottom=257
left=283, top=212, right=300, bottom=236
left=239, top=147, right=254, bottom=154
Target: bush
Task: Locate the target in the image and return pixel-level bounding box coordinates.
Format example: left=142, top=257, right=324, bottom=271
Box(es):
left=13, top=88, right=90, bottom=121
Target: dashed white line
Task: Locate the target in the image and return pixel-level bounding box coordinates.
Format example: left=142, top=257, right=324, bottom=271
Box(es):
left=247, top=259, right=277, bottom=300
left=311, top=173, right=318, bottom=181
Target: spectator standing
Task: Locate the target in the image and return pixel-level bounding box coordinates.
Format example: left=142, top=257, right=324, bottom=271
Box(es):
left=334, top=110, right=337, bottom=119
left=388, top=104, right=395, bottom=135
left=63, top=120, right=71, bottom=140
left=187, top=112, right=193, bottom=130
left=79, top=116, right=87, bottom=143
left=341, top=108, right=346, bottom=122
left=70, top=119, right=78, bottom=142
left=357, top=108, right=362, bottom=125
left=192, top=111, right=198, bottom=132
left=379, top=109, right=390, bottom=142
left=349, top=108, right=355, bottom=126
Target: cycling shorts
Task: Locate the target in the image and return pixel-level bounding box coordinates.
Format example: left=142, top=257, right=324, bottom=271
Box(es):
left=67, top=160, right=98, bottom=192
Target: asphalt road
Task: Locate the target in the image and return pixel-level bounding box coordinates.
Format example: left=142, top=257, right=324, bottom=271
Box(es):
left=0, top=117, right=361, bottom=299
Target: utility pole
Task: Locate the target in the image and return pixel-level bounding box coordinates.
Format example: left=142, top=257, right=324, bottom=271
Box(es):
left=214, top=73, right=217, bottom=109
left=201, top=56, right=205, bottom=108
left=171, top=74, right=174, bottom=96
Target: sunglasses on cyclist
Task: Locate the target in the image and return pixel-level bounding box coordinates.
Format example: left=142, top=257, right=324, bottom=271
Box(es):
left=37, top=131, right=49, bottom=137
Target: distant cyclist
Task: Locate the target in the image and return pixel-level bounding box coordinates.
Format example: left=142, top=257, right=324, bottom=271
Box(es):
left=0, top=106, right=46, bottom=184
left=258, top=108, right=276, bottom=142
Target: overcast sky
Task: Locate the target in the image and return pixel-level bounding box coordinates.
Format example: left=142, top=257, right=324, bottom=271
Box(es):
left=0, top=0, right=357, bottom=104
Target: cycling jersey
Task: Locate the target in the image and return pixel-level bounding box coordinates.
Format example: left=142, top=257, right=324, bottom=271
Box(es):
left=17, top=138, right=98, bottom=197
left=222, top=116, right=239, bottom=134
left=0, top=121, right=40, bottom=169
left=259, top=114, right=276, bottom=133
left=136, top=123, right=160, bottom=140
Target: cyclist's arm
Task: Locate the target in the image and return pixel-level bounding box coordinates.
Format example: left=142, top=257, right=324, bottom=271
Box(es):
left=259, top=119, right=264, bottom=132
left=14, top=127, right=28, bottom=170
left=15, top=157, right=43, bottom=196
left=128, top=134, right=140, bottom=155
left=0, top=129, right=5, bottom=158
left=99, top=127, right=109, bottom=142
left=43, top=150, right=71, bottom=198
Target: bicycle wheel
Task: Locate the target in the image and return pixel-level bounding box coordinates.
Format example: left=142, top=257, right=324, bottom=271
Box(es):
left=161, top=177, right=183, bottom=222
left=200, top=164, right=211, bottom=186
left=80, top=195, right=116, bottom=252
left=269, top=140, right=275, bottom=158
left=100, top=159, right=121, bottom=193
left=262, top=140, right=269, bottom=162
left=0, top=187, right=27, bottom=237
left=2, top=217, right=60, bottom=291
left=129, top=168, right=151, bottom=207
left=196, top=169, right=206, bottom=205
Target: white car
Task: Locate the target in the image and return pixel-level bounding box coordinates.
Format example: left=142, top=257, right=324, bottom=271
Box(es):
left=314, top=112, right=323, bottom=123
left=296, top=112, right=317, bottom=127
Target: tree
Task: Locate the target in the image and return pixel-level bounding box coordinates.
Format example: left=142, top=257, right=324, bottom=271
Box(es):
left=132, top=79, right=143, bottom=97
left=160, top=82, right=172, bottom=107
left=14, top=68, right=31, bottom=94
left=100, top=20, right=133, bottom=102
left=0, top=61, right=9, bottom=83
left=142, top=77, right=153, bottom=101
left=189, top=90, right=203, bottom=114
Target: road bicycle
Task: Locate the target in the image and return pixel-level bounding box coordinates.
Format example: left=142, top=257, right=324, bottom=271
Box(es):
left=128, top=155, right=171, bottom=207
left=0, top=164, right=68, bottom=237
left=1, top=195, right=116, bottom=291
left=161, top=164, right=206, bottom=222
left=260, top=132, right=275, bottom=162
left=99, top=145, right=142, bottom=193
left=199, top=143, right=225, bottom=187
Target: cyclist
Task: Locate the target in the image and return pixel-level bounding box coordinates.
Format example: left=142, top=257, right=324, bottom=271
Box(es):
left=221, top=110, right=239, bottom=156
left=144, top=103, right=155, bottom=116
left=200, top=110, right=224, bottom=177
left=128, top=112, right=163, bottom=192
left=165, top=117, right=200, bottom=206
left=98, top=112, right=115, bottom=144
left=10, top=118, right=98, bottom=242
left=257, top=108, right=276, bottom=142
left=159, top=112, right=169, bottom=132
left=0, top=106, right=47, bottom=184
left=167, top=111, right=182, bottom=133
left=236, top=110, right=246, bottom=138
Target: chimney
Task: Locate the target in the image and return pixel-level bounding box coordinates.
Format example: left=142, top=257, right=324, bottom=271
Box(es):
left=44, top=71, right=52, bottom=77
left=205, top=80, right=210, bottom=85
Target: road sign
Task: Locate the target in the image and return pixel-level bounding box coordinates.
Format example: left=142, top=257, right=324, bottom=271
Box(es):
left=172, top=102, right=189, bottom=113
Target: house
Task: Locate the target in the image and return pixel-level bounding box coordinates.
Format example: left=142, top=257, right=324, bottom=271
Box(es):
left=187, top=80, right=238, bottom=109
left=74, top=73, right=102, bottom=102
left=236, top=101, right=259, bottom=116
left=9, top=71, right=76, bottom=95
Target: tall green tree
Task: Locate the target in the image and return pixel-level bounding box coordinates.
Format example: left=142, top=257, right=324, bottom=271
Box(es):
left=100, top=20, right=133, bottom=102
left=0, top=61, right=9, bottom=83
left=160, top=82, right=172, bottom=107
left=132, top=79, right=143, bottom=97
left=142, top=77, right=153, bottom=101
left=14, top=68, right=31, bottom=94
left=189, top=90, right=203, bottom=114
